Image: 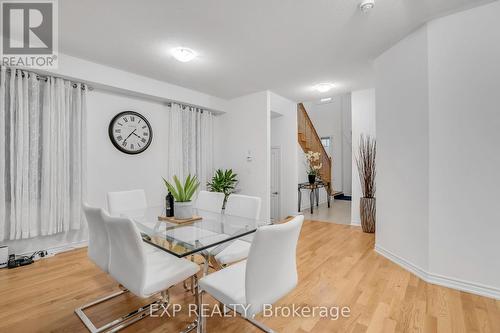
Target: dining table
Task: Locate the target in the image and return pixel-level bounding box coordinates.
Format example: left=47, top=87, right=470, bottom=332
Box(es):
left=122, top=205, right=270, bottom=275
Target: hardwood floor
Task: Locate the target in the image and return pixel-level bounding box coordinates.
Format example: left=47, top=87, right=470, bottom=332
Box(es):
left=0, top=220, right=499, bottom=333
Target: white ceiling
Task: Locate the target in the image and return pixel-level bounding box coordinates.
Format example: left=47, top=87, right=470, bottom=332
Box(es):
left=59, top=0, right=493, bottom=102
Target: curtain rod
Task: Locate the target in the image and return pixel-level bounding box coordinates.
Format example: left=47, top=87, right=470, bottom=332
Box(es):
left=1, top=66, right=93, bottom=91
left=166, top=101, right=208, bottom=113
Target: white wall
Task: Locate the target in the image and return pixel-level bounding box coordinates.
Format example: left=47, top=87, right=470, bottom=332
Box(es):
left=375, top=1, right=500, bottom=299
left=44, top=53, right=228, bottom=113
left=427, top=1, right=500, bottom=293
left=375, top=27, right=429, bottom=271
left=351, top=89, right=376, bottom=225
left=214, top=91, right=271, bottom=221
left=270, top=92, right=298, bottom=219
left=86, top=90, right=170, bottom=209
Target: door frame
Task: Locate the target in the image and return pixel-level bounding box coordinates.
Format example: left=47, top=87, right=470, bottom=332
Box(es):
left=270, top=146, right=282, bottom=222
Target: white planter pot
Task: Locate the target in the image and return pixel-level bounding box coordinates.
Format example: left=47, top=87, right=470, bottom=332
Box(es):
left=174, top=201, right=193, bottom=219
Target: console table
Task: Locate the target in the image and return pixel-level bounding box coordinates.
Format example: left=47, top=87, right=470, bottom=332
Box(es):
left=298, top=180, right=331, bottom=214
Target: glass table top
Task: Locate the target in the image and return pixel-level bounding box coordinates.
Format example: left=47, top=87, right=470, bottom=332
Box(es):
left=123, top=206, right=270, bottom=258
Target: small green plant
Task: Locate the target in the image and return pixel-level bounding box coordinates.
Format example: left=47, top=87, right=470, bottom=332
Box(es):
left=163, top=174, right=200, bottom=202
left=207, top=169, right=238, bottom=207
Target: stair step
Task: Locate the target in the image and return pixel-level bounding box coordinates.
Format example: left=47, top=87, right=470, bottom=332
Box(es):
left=333, top=192, right=351, bottom=201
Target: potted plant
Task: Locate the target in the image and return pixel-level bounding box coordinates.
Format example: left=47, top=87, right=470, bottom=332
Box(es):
left=162, top=174, right=200, bottom=219
left=206, top=169, right=238, bottom=209
left=305, top=151, right=322, bottom=184
left=355, top=135, right=376, bottom=233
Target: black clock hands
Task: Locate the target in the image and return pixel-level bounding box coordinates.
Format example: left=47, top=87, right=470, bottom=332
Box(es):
left=132, top=132, right=141, bottom=139
left=125, top=129, right=137, bottom=141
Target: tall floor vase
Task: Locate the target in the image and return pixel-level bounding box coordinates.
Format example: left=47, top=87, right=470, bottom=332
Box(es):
left=360, top=197, right=376, bottom=233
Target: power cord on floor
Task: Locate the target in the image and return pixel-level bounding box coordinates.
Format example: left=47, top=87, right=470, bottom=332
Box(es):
left=7, top=250, right=48, bottom=269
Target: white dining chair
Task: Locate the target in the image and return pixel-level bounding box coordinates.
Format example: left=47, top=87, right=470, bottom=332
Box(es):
left=210, top=194, right=262, bottom=266
left=104, top=212, right=200, bottom=331
left=77, top=204, right=199, bottom=333
left=197, top=215, right=304, bottom=333
left=194, top=190, right=225, bottom=213
left=224, top=194, right=261, bottom=219
left=83, top=203, right=110, bottom=272
left=78, top=204, right=132, bottom=333
left=106, top=189, right=147, bottom=217
left=105, top=213, right=200, bottom=296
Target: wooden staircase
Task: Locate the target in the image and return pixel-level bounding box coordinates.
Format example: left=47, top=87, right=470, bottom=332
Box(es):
left=297, top=103, right=333, bottom=196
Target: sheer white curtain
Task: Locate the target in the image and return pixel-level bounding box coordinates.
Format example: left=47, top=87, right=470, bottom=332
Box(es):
left=0, top=67, right=87, bottom=241
left=166, top=103, right=214, bottom=189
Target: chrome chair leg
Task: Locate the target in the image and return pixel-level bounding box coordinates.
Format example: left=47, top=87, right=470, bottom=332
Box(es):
left=220, top=304, right=275, bottom=333
left=103, top=299, right=163, bottom=333
left=183, top=255, right=198, bottom=294
left=184, top=277, right=196, bottom=294
left=181, top=275, right=200, bottom=333
left=244, top=317, right=276, bottom=333
left=196, top=288, right=206, bottom=333
left=75, top=289, right=129, bottom=333
left=190, top=255, right=197, bottom=295
left=161, top=289, right=170, bottom=304
left=181, top=321, right=198, bottom=333
left=75, top=288, right=168, bottom=333
left=189, top=287, right=275, bottom=333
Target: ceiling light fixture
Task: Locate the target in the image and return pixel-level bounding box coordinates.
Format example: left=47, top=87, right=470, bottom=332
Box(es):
left=171, top=47, right=197, bottom=62
left=321, top=97, right=332, bottom=102
left=360, top=0, right=375, bottom=13
left=314, top=83, right=335, bottom=93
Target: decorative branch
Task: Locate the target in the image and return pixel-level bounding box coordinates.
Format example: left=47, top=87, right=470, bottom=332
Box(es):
left=356, top=135, right=376, bottom=198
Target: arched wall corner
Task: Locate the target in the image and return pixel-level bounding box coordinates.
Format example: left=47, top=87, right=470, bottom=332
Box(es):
left=374, top=0, right=500, bottom=300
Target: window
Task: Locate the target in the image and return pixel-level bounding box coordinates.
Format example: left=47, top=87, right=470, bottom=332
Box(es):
left=321, top=137, right=331, bottom=149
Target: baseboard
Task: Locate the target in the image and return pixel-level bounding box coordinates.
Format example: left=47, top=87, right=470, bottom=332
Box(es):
left=375, top=245, right=428, bottom=280
left=20, top=240, right=88, bottom=257
left=351, top=217, right=361, bottom=226
left=425, top=272, right=500, bottom=300
left=375, top=244, right=500, bottom=300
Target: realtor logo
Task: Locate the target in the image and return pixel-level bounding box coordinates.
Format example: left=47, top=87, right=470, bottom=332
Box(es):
left=1, top=0, right=58, bottom=68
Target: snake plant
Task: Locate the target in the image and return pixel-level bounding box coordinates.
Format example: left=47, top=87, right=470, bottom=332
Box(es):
left=163, top=174, right=200, bottom=202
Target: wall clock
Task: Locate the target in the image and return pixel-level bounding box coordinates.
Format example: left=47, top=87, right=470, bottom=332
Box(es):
left=108, top=111, right=153, bottom=154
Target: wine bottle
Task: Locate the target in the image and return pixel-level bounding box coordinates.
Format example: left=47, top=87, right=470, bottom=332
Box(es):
left=165, top=192, right=174, bottom=217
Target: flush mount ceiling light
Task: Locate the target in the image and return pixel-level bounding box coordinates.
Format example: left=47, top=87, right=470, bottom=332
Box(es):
left=314, top=83, right=335, bottom=93
left=321, top=97, right=332, bottom=102
left=171, top=47, right=197, bottom=62
left=360, top=0, right=375, bottom=13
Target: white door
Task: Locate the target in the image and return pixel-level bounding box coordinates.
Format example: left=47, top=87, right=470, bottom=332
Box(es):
left=270, top=147, right=281, bottom=222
